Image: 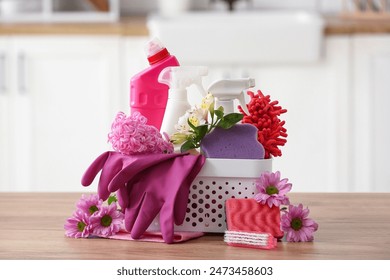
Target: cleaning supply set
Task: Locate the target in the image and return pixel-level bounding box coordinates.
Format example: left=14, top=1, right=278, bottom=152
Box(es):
left=65, top=37, right=319, bottom=248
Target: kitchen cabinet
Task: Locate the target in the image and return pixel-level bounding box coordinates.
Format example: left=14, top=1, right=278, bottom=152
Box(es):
left=0, top=37, right=12, bottom=188
left=352, top=35, right=390, bottom=192
left=0, top=36, right=122, bottom=191
left=247, top=37, right=351, bottom=192
left=0, top=0, right=120, bottom=23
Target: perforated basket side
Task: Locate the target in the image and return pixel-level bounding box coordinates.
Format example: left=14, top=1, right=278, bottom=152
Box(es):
left=147, top=158, right=272, bottom=233
left=178, top=176, right=258, bottom=232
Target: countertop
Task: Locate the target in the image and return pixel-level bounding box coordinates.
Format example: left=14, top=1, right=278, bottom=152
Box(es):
left=325, top=15, right=390, bottom=34
left=0, top=16, right=390, bottom=35
left=0, top=192, right=389, bottom=260
left=0, top=16, right=148, bottom=36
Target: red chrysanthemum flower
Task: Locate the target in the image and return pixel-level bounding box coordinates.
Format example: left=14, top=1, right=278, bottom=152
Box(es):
left=239, top=90, right=287, bottom=159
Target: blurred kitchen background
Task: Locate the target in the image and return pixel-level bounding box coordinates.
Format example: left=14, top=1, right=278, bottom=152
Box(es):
left=0, top=0, right=389, bottom=192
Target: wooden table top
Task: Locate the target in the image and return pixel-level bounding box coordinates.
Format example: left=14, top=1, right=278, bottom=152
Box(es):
left=0, top=192, right=389, bottom=260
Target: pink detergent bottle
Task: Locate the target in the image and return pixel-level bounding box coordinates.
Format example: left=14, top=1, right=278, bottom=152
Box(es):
left=130, top=38, right=180, bottom=130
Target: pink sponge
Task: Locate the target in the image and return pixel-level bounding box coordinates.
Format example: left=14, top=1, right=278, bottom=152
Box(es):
left=200, top=124, right=265, bottom=159
left=224, top=230, right=277, bottom=250
left=225, top=198, right=284, bottom=239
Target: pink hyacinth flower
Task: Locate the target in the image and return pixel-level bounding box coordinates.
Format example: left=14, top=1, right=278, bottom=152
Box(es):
left=64, top=210, right=91, bottom=238
left=281, top=204, right=319, bottom=242
left=254, top=171, right=292, bottom=208
left=89, top=203, right=124, bottom=237
left=76, top=194, right=103, bottom=216
left=108, top=111, right=174, bottom=155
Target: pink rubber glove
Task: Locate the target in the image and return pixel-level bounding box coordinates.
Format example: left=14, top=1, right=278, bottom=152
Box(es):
left=81, top=151, right=180, bottom=202
left=81, top=151, right=205, bottom=243
left=105, top=152, right=199, bottom=209
left=122, top=154, right=205, bottom=244
left=81, top=152, right=126, bottom=201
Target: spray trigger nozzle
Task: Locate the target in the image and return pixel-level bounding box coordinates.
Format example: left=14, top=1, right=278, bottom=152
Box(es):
left=158, top=66, right=208, bottom=97
left=207, top=78, right=254, bottom=115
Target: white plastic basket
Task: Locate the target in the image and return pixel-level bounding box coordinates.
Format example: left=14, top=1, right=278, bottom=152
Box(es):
left=148, top=158, right=272, bottom=233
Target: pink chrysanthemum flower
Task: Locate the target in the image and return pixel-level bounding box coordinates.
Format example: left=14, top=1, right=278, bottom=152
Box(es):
left=254, top=171, right=292, bottom=207
left=64, top=210, right=91, bottom=238
left=108, top=111, right=174, bottom=155
left=89, top=203, right=124, bottom=237
left=76, top=194, right=103, bottom=216
left=281, top=204, right=319, bottom=242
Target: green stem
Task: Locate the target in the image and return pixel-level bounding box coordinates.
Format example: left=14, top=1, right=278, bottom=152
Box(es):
left=209, top=112, right=215, bottom=131
left=207, top=116, right=221, bottom=134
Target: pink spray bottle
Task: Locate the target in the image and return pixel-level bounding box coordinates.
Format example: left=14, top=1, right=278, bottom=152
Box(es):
left=130, top=37, right=180, bottom=130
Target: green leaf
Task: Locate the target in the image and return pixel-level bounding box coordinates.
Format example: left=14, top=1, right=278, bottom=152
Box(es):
left=107, top=195, right=117, bottom=205
left=217, top=113, right=244, bottom=129
left=180, top=140, right=198, bottom=153
left=217, top=120, right=234, bottom=129
left=194, top=124, right=208, bottom=142
left=224, top=112, right=244, bottom=122
left=214, top=109, right=224, bottom=119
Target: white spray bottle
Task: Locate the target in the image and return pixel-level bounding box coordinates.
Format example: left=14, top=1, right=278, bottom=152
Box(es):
left=207, top=78, right=254, bottom=115
left=158, top=66, right=208, bottom=136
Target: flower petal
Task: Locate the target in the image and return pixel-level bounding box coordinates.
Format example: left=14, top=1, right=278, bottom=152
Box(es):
left=278, top=182, right=292, bottom=195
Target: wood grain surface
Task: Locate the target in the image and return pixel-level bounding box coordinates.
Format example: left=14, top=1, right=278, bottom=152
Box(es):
left=1, top=16, right=390, bottom=36
left=0, top=17, right=148, bottom=36
left=0, top=192, right=389, bottom=260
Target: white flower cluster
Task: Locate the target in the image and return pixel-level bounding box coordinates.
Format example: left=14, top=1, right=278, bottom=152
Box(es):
left=171, top=93, right=215, bottom=144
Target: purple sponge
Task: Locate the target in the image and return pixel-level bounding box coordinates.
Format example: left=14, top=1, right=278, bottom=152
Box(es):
left=200, top=124, right=265, bottom=159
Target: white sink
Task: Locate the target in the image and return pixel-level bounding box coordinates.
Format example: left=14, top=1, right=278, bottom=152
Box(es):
left=147, top=11, right=324, bottom=65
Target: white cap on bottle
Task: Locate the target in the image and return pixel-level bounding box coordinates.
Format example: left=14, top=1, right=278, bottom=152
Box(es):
left=144, top=37, right=170, bottom=65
